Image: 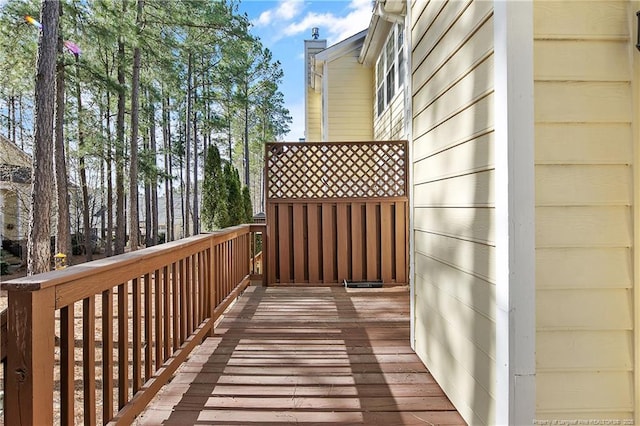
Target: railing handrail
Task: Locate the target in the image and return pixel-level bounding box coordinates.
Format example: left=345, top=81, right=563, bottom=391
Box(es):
left=2, top=224, right=255, bottom=293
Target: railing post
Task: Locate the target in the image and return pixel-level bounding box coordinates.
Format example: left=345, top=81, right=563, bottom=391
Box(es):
left=6, top=286, right=56, bottom=425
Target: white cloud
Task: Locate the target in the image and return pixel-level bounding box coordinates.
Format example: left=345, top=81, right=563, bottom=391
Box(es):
left=282, top=0, right=372, bottom=44
left=254, top=0, right=304, bottom=27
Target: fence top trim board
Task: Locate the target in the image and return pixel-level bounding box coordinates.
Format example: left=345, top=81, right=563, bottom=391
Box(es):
left=266, top=140, right=408, bottom=201
left=1, top=223, right=265, bottom=293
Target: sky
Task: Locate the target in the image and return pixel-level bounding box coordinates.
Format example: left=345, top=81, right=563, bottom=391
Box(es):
left=237, top=0, right=373, bottom=141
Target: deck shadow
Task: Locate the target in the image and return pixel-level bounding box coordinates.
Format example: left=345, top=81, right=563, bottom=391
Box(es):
left=137, top=285, right=465, bottom=425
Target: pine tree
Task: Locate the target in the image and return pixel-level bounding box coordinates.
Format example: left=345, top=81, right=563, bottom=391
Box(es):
left=201, top=144, right=226, bottom=231
left=242, top=185, right=252, bottom=223
left=224, top=163, right=243, bottom=227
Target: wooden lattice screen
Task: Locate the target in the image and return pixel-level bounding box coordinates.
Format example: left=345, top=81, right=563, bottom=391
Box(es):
left=265, top=141, right=408, bottom=285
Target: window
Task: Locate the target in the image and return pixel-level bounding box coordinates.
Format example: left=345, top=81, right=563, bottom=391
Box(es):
left=376, top=24, right=405, bottom=117
left=397, top=24, right=405, bottom=87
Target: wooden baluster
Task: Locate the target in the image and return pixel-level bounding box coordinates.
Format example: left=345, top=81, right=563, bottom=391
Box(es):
left=163, top=266, right=171, bottom=361
left=185, top=256, right=193, bottom=336
left=6, top=286, right=56, bottom=425
left=198, top=251, right=205, bottom=324
left=154, top=269, right=162, bottom=370
left=217, top=245, right=222, bottom=305
left=179, top=259, right=187, bottom=344
left=102, top=289, right=114, bottom=424
left=60, top=303, right=75, bottom=426
left=144, top=273, right=152, bottom=381
left=117, top=282, right=129, bottom=409
left=83, top=296, right=96, bottom=426
left=132, top=277, right=142, bottom=393
left=208, top=244, right=216, bottom=337
left=194, top=254, right=200, bottom=325
left=172, top=262, right=179, bottom=350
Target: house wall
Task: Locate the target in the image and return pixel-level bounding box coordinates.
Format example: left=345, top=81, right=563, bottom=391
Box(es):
left=410, top=0, right=496, bottom=424
left=533, top=0, right=635, bottom=420
left=305, top=86, right=322, bottom=141
left=374, top=88, right=406, bottom=140
left=1, top=189, right=22, bottom=240
left=325, top=54, right=373, bottom=141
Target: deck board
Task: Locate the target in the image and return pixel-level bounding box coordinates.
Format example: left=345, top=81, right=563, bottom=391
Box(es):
left=137, top=285, right=466, bottom=425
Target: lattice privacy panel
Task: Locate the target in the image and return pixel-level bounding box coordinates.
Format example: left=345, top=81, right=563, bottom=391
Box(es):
left=266, top=141, right=407, bottom=200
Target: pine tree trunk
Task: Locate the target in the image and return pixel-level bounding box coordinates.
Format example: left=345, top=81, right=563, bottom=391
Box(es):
left=114, top=31, right=126, bottom=255
left=105, top=85, right=113, bottom=257
left=184, top=52, right=192, bottom=237
left=18, top=95, right=25, bottom=149
left=76, top=55, right=93, bottom=261
left=144, top=131, right=151, bottom=246
left=162, top=95, right=173, bottom=242
left=244, top=83, right=250, bottom=187
left=128, top=0, right=144, bottom=251
left=27, top=0, right=59, bottom=275
left=192, top=80, right=199, bottom=235
left=10, top=94, right=16, bottom=144
left=54, top=26, right=71, bottom=259
left=150, top=100, right=158, bottom=245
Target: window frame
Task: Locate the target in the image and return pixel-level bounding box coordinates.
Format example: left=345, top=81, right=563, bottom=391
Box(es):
left=375, top=23, right=405, bottom=117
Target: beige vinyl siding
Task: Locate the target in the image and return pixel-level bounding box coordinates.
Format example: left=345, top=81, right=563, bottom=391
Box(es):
left=305, top=86, right=322, bottom=141
left=1, top=190, right=20, bottom=240
left=374, top=88, right=406, bottom=140
left=326, top=54, right=373, bottom=141
left=533, top=0, right=634, bottom=420
left=410, top=0, right=495, bottom=424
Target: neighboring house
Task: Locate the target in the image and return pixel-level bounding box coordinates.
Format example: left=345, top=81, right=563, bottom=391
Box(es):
left=306, top=0, right=640, bottom=424
left=0, top=135, right=31, bottom=241
left=304, top=30, right=373, bottom=141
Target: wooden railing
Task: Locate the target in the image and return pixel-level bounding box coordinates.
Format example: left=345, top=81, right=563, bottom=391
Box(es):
left=0, top=223, right=265, bottom=425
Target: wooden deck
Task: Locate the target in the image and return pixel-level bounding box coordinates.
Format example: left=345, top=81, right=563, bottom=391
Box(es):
left=137, top=285, right=465, bottom=425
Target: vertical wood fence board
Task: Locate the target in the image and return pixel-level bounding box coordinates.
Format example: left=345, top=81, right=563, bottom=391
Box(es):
left=366, top=202, right=379, bottom=281
left=337, top=203, right=349, bottom=282
left=322, top=203, right=336, bottom=283
left=381, top=202, right=393, bottom=283
left=278, top=204, right=292, bottom=283
left=351, top=202, right=364, bottom=282
left=293, top=204, right=306, bottom=282
left=395, top=201, right=408, bottom=283
left=268, top=204, right=278, bottom=284
left=307, top=203, right=321, bottom=283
